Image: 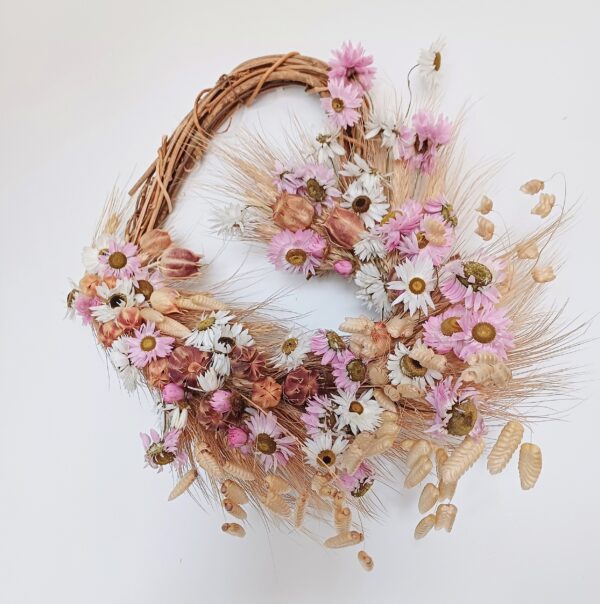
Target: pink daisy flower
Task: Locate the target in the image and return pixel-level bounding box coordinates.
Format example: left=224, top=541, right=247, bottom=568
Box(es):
left=244, top=409, right=295, bottom=471
left=401, top=112, right=452, bottom=174
left=377, top=200, right=424, bottom=251
left=300, top=394, right=337, bottom=436
left=99, top=239, right=142, bottom=280
left=425, top=377, right=487, bottom=439
left=423, top=305, right=466, bottom=354
left=267, top=228, right=327, bottom=277
left=310, top=329, right=348, bottom=365
left=74, top=293, right=100, bottom=326
left=140, top=428, right=186, bottom=471
left=331, top=350, right=367, bottom=394
left=329, top=41, right=376, bottom=92
left=337, top=461, right=375, bottom=497
left=272, top=161, right=303, bottom=194
left=321, top=78, right=362, bottom=129
left=455, top=306, right=514, bottom=361
left=398, top=214, right=455, bottom=267
left=127, top=322, right=175, bottom=368
left=298, top=163, right=341, bottom=212
left=440, top=255, right=505, bottom=310
left=209, top=389, right=232, bottom=414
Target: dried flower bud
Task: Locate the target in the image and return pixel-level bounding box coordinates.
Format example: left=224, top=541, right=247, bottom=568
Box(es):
left=475, top=215, right=494, bottom=241
left=531, top=193, right=555, bottom=218
left=146, top=358, right=170, bottom=389
left=273, top=193, right=315, bottom=231
left=476, top=195, right=493, bottom=215
left=520, top=179, right=544, bottom=195
left=159, top=247, right=201, bottom=279
left=162, top=382, right=184, bottom=403
left=97, top=320, right=123, bottom=347
left=283, top=367, right=318, bottom=405
left=150, top=287, right=180, bottom=314
left=324, top=206, right=365, bottom=249
left=115, top=306, right=142, bottom=332
left=531, top=266, right=555, bottom=283
left=139, top=228, right=172, bottom=260
left=227, top=426, right=248, bottom=448
left=334, top=259, right=354, bottom=276
left=252, top=376, right=282, bottom=409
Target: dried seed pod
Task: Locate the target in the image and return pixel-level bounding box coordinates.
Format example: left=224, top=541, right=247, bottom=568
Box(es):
left=435, top=448, right=448, bottom=481
left=520, top=179, right=544, bottom=195
left=400, top=439, right=416, bottom=452
left=410, top=341, right=447, bottom=373
left=334, top=506, right=352, bottom=533
left=223, top=461, right=256, bottom=482
left=183, top=293, right=228, bottom=311
left=438, top=480, right=457, bottom=501
left=261, top=491, right=290, bottom=516
left=221, top=479, right=249, bottom=505
left=476, top=195, right=493, bottom=214
left=366, top=436, right=396, bottom=457
left=531, top=193, right=555, bottom=218
left=414, top=514, right=435, bottom=540
left=385, top=315, right=415, bottom=338
left=418, top=483, right=439, bottom=514
left=435, top=504, right=457, bottom=532
left=358, top=550, right=374, bottom=572
left=168, top=468, right=198, bottom=501
left=519, top=443, right=542, bottom=490
left=324, top=531, right=363, bottom=549
left=516, top=241, right=539, bottom=260
left=265, top=474, right=292, bottom=494
left=195, top=449, right=225, bottom=481
left=404, top=455, right=433, bottom=489
left=223, top=498, right=247, bottom=520
left=139, top=307, right=192, bottom=339
left=475, top=215, right=494, bottom=241
left=369, top=363, right=391, bottom=387
left=294, top=492, right=309, bottom=528
left=441, top=436, right=485, bottom=484
left=221, top=522, right=245, bottom=538
left=339, top=316, right=374, bottom=335
left=340, top=432, right=374, bottom=474
left=383, top=384, right=401, bottom=402
left=487, top=421, right=524, bottom=475
left=407, top=440, right=432, bottom=469
left=373, top=388, right=395, bottom=410
left=395, top=383, right=425, bottom=399
left=532, top=266, right=555, bottom=283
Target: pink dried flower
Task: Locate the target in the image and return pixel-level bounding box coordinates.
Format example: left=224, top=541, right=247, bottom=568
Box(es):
left=162, top=382, right=184, bottom=403
left=74, top=293, right=100, bottom=326
left=423, top=305, right=465, bottom=354
left=397, top=215, right=455, bottom=267
left=298, top=163, right=340, bottom=212
left=300, top=394, right=336, bottom=436
left=210, top=389, right=232, bottom=414
left=244, top=409, right=295, bottom=471
left=267, top=228, right=326, bottom=277
left=140, top=428, right=186, bottom=471
left=99, top=240, right=142, bottom=280
left=331, top=350, right=367, bottom=394
left=377, top=200, right=424, bottom=251
left=401, top=112, right=452, bottom=174
left=227, top=426, right=248, bottom=448
left=329, top=41, right=376, bottom=92
left=337, top=461, right=374, bottom=496
left=334, top=259, right=354, bottom=276
left=321, top=78, right=362, bottom=129
left=127, top=322, right=175, bottom=368
left=455, top=306, right=514, bottom=361
left=311, top=329, right=348, bottom=365
left=272, top=161, right=303, bottom=194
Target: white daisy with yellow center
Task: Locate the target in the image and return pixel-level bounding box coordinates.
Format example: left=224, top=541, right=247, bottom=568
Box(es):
left=332, top=388, right=382, bottom=435
left=386, top=340, right=442, bottom=389
left=109, top=336, right=139, bottom=392
left=185, top=310, right=234, bottom=351
left=388, top=256, right=435, bottom=316
left=91, top=279, right=144, bottom=324
left=271, top=329, right=311, bottom=370
left=341, top=174, right=389, bottom=229
left=303, top=432, right=348, bottom=470
left=417, top=38, right=445, bottom=88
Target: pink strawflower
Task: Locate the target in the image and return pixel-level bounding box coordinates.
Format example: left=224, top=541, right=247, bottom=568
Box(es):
left=244, top=409, right=295, bottom=471
left=329, top=41, right=376, bottom=92
left=74, top=293, right=100, bottom=326
left=99, top=239, right=142, bottom=279
left=210, top=389, right=232, bottom=414
left=425, top=377, right=487, bottom=439
left=227, top=426, right=248, bottom=449
left=337, top=461, right=375, bottom=496
left=272, top=160, right=303, bottom=194
left=140, top=428, right=186, bottom=471
left=334, top=259, right=354, bottom=276
left=440, top=255, right=505, bottom=310
left=423, top=305, right=465, bottom=354
left=298, top=163, right=341, bottom=212
left=331, top=350, right=366, bottom=394
left=455, top=306, right=514, bottom=361
left=127, top=322, right=175, bottom=368
left=401, top=112, right=452, bottom=174
left=300, top=394, right=336, bottom=436
left=321, top=78, right=362, bottom=129
left=162, top=382, right=184, bottom=403
left=267, top=228, right=326, bottom=277
left=397, top=214, right=455, bottom=267
left=377, top=200, right=423, bottom=251
left=311, top=329, right=348, bottom=365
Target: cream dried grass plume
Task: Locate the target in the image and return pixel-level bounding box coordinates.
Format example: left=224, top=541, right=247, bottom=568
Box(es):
left=438, top=480, right=457, bottom=501
left=410, top=340, right=447, bottom=373
left=339, top=316, right=374, bottom=334
left=195, top=446, right=225, bottom=481
left=487, top=421, right=524, bottom=475
left=516, top=241, right=539, bottom=260
left=324, top=531, right=363, bottom=549
left=265, top=474, right=292, bottom=494
left=407, top=440, right=433, bottom=468
left=221, top=479, right=249, bottom=505
left=475, top=215, right=494, bottom=241
left=476, top=195, right=493, bottom=214
left=441, top=436, right=485, bottom=484
left=358, top=550, right=374, bottom=572
left=531, top=193, right=555, bottom=218
left=261, top=491, right=291, bottom=516
left=532, top=265, right=556, bottom=283
left=418, top=483, right=440, bottom=514
left=334, top=506, right=352, bottom=533
left=385, top=315, right=415, bottom=338
left=222, top=522, right=246, bottom=538
left=223, top=498, right=247, bottom=520
left=223, top=461, right=256, bottom=482
left=435, top=504, right=457, bottom=532
left=460, top=352, right=512, bottom=388
left=518, top=443, right=542, bottom=489
left=414, top=514, right=436, bottom=540
left=405, top=456, right=433, bottom=489
left=520, top=179, right=545, bottom=194
left=168, top=468, right=198, bottom=501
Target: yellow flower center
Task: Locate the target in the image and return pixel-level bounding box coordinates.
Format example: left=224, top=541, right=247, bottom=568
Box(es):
left=256, top=433, right=277, bottom=455
left=349, top=401, right=364, bottom=414
left=282, top=337, right=298, bottom=354
left=318, top=449, right=336, bottom=467
left=447, top=398, right=478, bottom=437
left=135, top=280, right=154, bottom=300
left=331, top=97, right=345, bottom=113
left=457, top=261, right=493, bottom=292
left=108, top=293, right=127, bottom=308
left=352, top=195, right=371, bottom=213
left=285, top=248, right=308, bottom=266
left=472, top=322, right=496, bottom=344
left=108, top=251, right=127, bottom=269
left=140, top=335, right=157, bottom=352
left=416, top=232, right=429, bottom=249
left=66, top=288, right=77, bottom=308
left=347, top=359, right=366, bottom=382
left=380, top=210, right=397, bottom=225
left=400, top=355, right=428, bottom=378
left=440, top=316, right=462, bottom=337
left=408, top=277, right=427, bottom=295
left=197, top=316, right=216, bottom=331
left=306, top=178, right=326, bottom=202
left=326, top=330, right=346, bottom=351
left=433, top=51, right=442, bottom=71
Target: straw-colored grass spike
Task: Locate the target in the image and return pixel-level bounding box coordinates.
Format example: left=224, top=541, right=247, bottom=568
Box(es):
left=221, top=522, right=245, bottom=538
left=369, top=364, right=390, bottom=387
left=487, top=421, right=524, bottom=475
left=404, top=455, right=433, bottom=489
left=340, top=316, right=374, bottom=335
left=266, top=474, right=292, bottom=494
left=262, top=491, right=290, bottom=517
left=519, top=443, right=542, bottom=490
left=441, top=436, right=485, bottom=484
left=407, top=440, right=432, bottom=468
left=438, top=480, right=457, bottom=501
left=435, top=448, right=448, bottom=481
left=418, top=483, right=439, bottom=514
left=294, top=492, right=309, bottom=528
left=223, top=461, right=256, bottom=482
left=186, top=293, right=228, bottom=311
left=167, top=468, right=198, bottom=501
left=366, top=436, right=396, bottom=457
left=414, top=514, right=435, bottom=540
left=221, top=479, right=249, bottom=505
left=223, top=498, right=247, bottom=520
left=358, top=550, right=374, bottom=572
left=435, top=504, right=457, bottom=532
left=334, top=506, right=352, bottom=534
left=324, top=531, right=363, bottom=549
left=373, top=388, right=396, bottom=410
left=400, top=439, right=416, bottom=452
left=195, top=449, right=225, bottom=481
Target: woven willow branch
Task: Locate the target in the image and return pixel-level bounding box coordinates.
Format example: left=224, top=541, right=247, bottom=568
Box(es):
left=125, top=52, right=349, bottom=244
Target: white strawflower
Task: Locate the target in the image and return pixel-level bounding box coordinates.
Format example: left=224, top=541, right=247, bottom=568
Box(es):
left=354, top=263, right=392, bottom=316
left=341, top=174, right=389, bottom=229
left=354, top=231, right=386, bottom=261
left=388, top=256, right=435, bottom=316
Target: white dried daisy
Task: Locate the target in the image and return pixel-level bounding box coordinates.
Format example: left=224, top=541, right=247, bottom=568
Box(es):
left=311, top=128, right=345, bottom=163
left=185, top=310, right=234, bottom=351
left=418, top=38, right=445, bottom=88
left=210, top=203, right=249, bottom=237
left=167, top=405, right=188, bottom=430
left=210, top=322, right=255, bottom=354
left=386, top=341, right=441, bottom=389
left=303, top=432, right=348, bottom=469
left=341, top=174, right=389, bottom=229
left=388, top=256, right=435, bottom=316
left=91, top=280, right=144, bottom=324
left=109, top=336, right=139, bottom=392
left=197, top=367, right=224, bottom=392
left=82, top=235, right=109, bottom=275
left=354, top=263, right=392, bottom=316
left=332, top=388, right=382, bottom=435
left=211, top=352, right=231, bottom=377
left=340, top=153, right=376, bottom=179
left=354, top=231, right=386, bottom=261
left=271, top=329, right=311, bottom=370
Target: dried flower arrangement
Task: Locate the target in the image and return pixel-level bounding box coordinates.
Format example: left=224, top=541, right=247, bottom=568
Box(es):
left=68, top=42, right=583, bottom=570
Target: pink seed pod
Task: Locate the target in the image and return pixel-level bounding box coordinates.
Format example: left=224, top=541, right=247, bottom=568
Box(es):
left=159, top=247, right=201, bottom=279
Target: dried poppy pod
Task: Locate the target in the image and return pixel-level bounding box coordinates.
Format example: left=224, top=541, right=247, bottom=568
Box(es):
left=139, top=228, right=172, bottom=260
left=273, top=192, right=315, bottom=231
left=222, top=523, right=246, bottom=538
left=159, top=246, right=201, bottom=279
left=446, top=398, right=479, bottom=437
left=324, top=205, right=365, bottom=249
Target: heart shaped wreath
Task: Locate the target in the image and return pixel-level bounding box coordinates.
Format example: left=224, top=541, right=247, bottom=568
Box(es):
left=68, top=43, right=580, bottom=568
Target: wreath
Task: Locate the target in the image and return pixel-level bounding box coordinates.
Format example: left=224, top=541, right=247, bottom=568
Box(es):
left=68, top=42, right=581, bottom=569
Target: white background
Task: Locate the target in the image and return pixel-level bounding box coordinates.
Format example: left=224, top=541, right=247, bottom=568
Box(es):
left=1, top=1, right=599, bottom=603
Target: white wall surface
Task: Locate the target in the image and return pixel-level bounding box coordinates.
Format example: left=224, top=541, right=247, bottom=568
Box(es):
left=1, top=1, right=599, bottom=603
